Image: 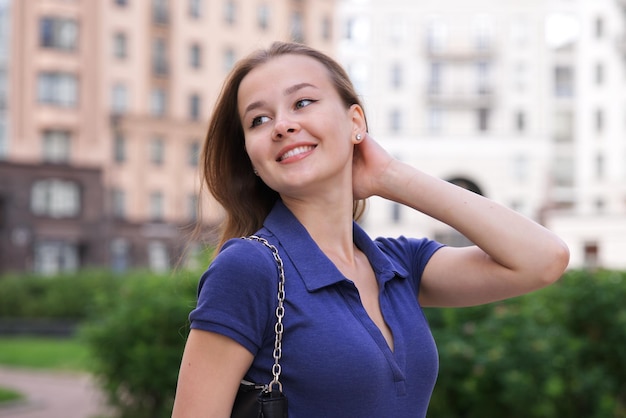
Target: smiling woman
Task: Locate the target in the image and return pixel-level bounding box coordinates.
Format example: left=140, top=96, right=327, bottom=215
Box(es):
left=172, top=41, right=569, bottom=418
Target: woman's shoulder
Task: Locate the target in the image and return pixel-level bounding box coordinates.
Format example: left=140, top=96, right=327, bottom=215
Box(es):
left=199, top=236, right=280, bottom=292
left=374, top=235, right=444, bottom=255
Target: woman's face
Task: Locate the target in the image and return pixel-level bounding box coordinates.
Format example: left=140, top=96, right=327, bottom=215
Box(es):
left=237, top=54, right=365, bottom=198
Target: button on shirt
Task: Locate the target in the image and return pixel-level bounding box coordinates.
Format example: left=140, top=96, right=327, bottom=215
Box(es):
left=190, top=201, right=445, bottom=418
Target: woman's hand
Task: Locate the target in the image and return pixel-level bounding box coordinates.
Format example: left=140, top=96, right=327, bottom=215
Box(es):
left=352, top=133, right=395, bottom=200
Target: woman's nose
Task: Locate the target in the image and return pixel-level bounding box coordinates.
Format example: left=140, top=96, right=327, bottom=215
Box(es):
left=272, top=116, right=299, bottom=140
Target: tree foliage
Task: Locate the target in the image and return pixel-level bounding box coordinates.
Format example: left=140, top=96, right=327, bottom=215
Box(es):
left=425, top=269, right=626, bottom=418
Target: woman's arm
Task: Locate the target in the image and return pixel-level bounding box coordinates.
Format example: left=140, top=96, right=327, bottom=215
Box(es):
left=352, top=134, right=570, bottom=307
left=172, top=329, right=254, bottom=417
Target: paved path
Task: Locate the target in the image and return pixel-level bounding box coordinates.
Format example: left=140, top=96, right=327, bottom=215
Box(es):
left=0, top=366, right=110, bottom=418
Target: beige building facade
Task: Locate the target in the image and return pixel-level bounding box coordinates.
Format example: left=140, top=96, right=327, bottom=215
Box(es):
left=0, top=0, right=336, bottom=274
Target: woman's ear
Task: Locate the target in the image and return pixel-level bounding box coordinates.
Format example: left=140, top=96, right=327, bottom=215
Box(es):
left=349, top=104, right=367, bottom=144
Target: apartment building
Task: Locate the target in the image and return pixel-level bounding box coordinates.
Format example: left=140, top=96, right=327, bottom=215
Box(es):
left=336, top=0, right=626, bottom=269
left=0, top=0, right=336, bottom=275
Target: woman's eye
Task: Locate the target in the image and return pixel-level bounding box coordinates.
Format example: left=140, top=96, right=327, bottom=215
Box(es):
left=295, top=99, right=315, bottom=109
left=251, top=115, right=270, bottom=128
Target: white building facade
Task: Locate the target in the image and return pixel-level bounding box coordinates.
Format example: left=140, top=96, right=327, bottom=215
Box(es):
left=336, top=0, right=626, bottom=269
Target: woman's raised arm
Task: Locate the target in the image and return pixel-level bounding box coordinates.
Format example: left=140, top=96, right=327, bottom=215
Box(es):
left=352, top=134, right=570, bottom=307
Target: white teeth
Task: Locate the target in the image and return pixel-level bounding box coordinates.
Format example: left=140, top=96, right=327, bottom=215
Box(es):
left=279, top=146, right=314, bottom=161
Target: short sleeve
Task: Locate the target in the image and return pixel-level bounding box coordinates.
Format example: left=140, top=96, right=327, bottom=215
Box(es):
left=189, top=238, right=278, bottom=355
left=375, top=236, right=445, bottom=293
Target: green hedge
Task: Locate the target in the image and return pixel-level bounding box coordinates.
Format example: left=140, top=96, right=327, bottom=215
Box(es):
left=0, top=269, right=121, bottom=319
left=1, top=269, right=625, bottom=417
left=79, top=270, right=198, bottom=418
left=425, top=269, right=626, bottom=418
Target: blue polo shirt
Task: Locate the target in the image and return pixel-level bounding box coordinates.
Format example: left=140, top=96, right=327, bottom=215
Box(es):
left=190, top=201, right=444, bottom=417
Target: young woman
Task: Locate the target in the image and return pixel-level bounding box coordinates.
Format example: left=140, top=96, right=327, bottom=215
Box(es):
left=172, top=42, right=569, bottom=417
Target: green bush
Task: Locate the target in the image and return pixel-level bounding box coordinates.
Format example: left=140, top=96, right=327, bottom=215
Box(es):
left=425, top=269, right=626, bottom=418
left=0, top=269, right=120, bottom=319
left=79, top=269, right=198, bottom=418
left=2, top=267, right=625, bottom=417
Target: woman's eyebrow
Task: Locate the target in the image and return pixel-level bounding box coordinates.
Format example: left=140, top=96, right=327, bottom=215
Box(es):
left=242, top=83, right=318, bottom=117
left=284, top=82, right=317, bottom=96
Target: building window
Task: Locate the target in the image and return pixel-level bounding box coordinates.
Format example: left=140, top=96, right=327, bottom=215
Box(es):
left=428, top=107, right=442, bottom=134
left=583, top=241, right=599, bottom=270
left=390, top=63, right=402, bottom=89
left=596, top=154, right=604, bottom=179
left=473, top=15, right=493, bottom=50
left=426, top=20, right=447, bottom=52
left=515, top=111, right=526, bottom=133
left=113, top=32, right=127, bottom=59
left=190, top=43, right=202, bottom=68
left=553, top=110, right=573, bottom=142
left=257, top=4, right=270, bottom=30
left=0, top=122, right=6, bottom=159
left=149, top=136, right=164, bottom=165
left=152, top=0, right=169, bottom=24
left=111, top=188, right=126, bottom=219
left=478, top=108, right=490, bottom=132
left=321, top=16, right=332, bottom=41
left=115, top=0, right=128, bottom=6
left=148, top=240, right=169, bottom=272
left=114, top=133, right=126, bottom=163
left=429, top=62, right=442, bottom=94
left=189, top=0, right=202, bottom=18
left=188, top=193, right=198, bottom=221
left=389, top=15, right=407, bottom=43
left=31, top=179, right=80, bottom=218
left=39, top=17, right=78, bottom=51
left=595, top=108, right=604, bottom=133
left=595, top=62, right=604, bottom=85
left=111, top=83, right=128, bottom=114
left=554, top=66, right=574, bottom=97
left=37, top=72, right=78, bottom=107
left=223, top=48, right=236, bottom=72
left=110, top=238, right=129, bottom=272
left=389, top=109, right=402, bottom=134
left=34, top=241, right=79, bottom=276
left=595, top=17, right=604, bottom=39
left=291, top=12, right=304, bottom=43
left=152, top=38, right=168, bottom=76
left=188, top=141, right=200, bottom=166
left=476, top=61, right=489, bottom=94
left=150, top=88, right=166, bottom=116
left=189, top=94, right=201, bottom=120
left=42, top=130, right=71, bottom=163
left=224, top=0, right=236, bottom=25
left=149, top=191, right=164, bottom=221
left=391, top=202, right=401, bottom=223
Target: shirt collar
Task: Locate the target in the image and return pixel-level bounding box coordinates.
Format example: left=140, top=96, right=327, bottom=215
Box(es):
left=262, top=201, right=408, bottom=292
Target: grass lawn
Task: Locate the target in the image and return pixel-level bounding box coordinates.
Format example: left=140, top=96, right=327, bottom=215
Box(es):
left=0, top=336, right=91, bottom=372
left=0, top=386, right=23, bottom=403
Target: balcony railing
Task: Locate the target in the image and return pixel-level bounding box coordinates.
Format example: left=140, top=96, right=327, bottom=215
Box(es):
left=426, top=86, right=495, bottom=108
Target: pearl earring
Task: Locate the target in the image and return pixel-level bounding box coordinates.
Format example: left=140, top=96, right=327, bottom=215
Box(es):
left=356, top=134, right=362, bottom=141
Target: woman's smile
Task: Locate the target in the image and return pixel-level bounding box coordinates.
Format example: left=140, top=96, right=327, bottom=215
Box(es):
left=277, top=145, right=316, bottom=162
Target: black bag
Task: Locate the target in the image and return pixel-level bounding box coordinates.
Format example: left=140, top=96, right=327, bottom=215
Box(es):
left=231, top=381, right=288, bottom=418
left=231, top=236, right=289, bottom=418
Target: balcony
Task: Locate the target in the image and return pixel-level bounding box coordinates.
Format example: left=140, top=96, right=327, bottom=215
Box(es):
left=425, top=43, right=496, bottom=62
left=616, top=33, right=626, bottom=55
left=426, top=85, right=496, bottom=109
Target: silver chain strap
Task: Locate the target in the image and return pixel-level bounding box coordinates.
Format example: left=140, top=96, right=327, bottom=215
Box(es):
left=244, top=235, right=285, bottom=393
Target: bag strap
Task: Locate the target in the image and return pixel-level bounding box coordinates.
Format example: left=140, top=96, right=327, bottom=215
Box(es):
left=242, top=235, right=286, bottom=393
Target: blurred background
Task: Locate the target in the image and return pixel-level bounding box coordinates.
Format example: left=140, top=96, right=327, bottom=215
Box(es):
left=1, top=0, right=626, bottom=275
left=0, top=0, right=625, bottom=417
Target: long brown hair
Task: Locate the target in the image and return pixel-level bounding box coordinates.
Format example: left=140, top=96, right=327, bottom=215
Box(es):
left=202, top=42, right=367, bottom=249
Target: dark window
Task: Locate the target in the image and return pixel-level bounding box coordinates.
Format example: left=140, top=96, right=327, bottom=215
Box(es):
left=189, top=94, right=201, bottom=120
left=40, top=17, right=78, bottom=51
left=478, top=108, right=490, bottom=132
